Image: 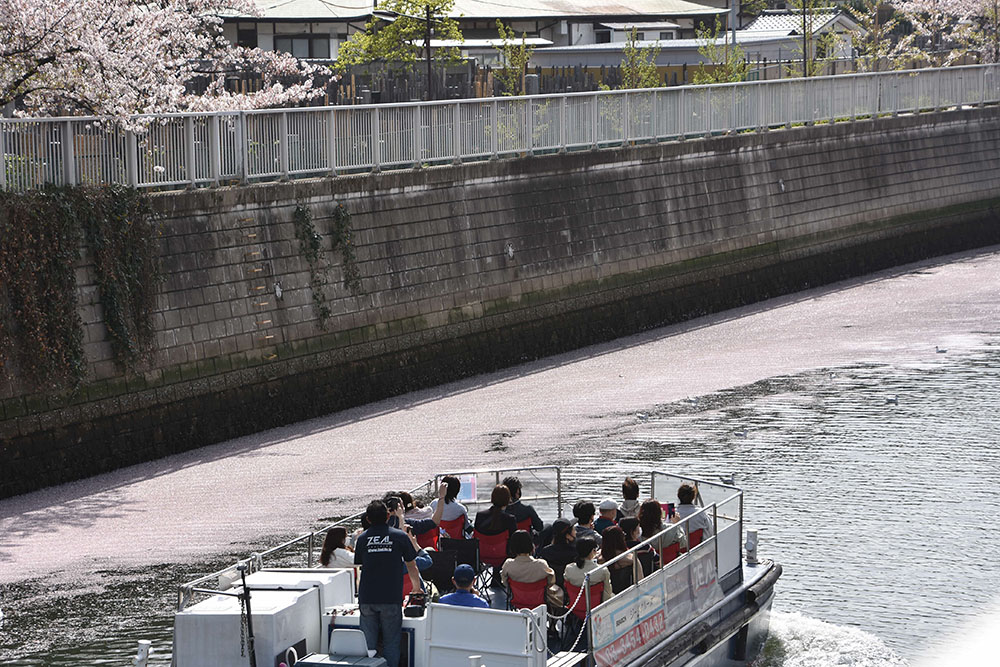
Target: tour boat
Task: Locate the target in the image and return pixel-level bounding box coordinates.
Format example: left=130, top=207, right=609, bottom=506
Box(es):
left=167, top=466, right=780, bottom=667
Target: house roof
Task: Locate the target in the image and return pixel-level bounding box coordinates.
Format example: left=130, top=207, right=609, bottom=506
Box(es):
left=743, top=8, right=858, bottom=34
left=598, top=21, right=682, bottom=30
left=236, top=0, right=726, bottom=21
left=535, top=30, right=797, bottom=52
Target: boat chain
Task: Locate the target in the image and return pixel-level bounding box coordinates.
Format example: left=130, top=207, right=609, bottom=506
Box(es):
left=239, top=592, right=247, bottom=657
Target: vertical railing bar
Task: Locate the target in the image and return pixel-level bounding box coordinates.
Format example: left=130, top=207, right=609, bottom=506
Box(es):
left=372, top=107, right=381, bottom=172
left=279, top=112, right=290, bottom=180
left=591, top=92, right=598, bottom=149
left=0, top=119, right=8, bottom=191
left=209, top=114, right=221, bottom=186
left=491, top=100, right=499, bottom=158
left=62, top=120, right=76, bottom=186
left=526, top=98, right=534, bottom=155
left=329, top=108, right=338, bottom=176
left=453, top=102, right=462, bottom=164
left=560, top=95, right=567, bottom=151
left=126, top=129, right=139, bottom=187
left=184, top=116, right=196, bottom=187
left=238, top=111, right=248, bottom=183
left=412, top=105, right=421, bottom=167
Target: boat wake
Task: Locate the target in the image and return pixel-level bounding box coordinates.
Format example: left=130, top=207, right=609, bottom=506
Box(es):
left=755, top=611, right=908, bottom=667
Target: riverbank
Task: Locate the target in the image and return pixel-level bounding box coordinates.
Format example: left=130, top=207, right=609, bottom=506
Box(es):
left=2, top=244, right=999, bottom=586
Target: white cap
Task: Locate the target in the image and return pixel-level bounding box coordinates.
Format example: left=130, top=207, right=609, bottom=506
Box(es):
left=598, top=498, right=618, bottom=511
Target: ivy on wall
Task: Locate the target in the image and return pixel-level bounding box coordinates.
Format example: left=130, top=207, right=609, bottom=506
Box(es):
left=78, top=185, right=160, bottom=368
left=330, top=203, right=361, bottom=293
left=293, top=203, right=332, bottom=326
left=293, top=201, right=363, bottom=328
left=0, top=188, right=86, bottom=389
left=0, top=186, right=160, bottom=391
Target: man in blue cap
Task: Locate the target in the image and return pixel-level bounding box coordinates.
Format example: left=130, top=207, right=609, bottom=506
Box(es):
left=438, top=564, right=489, bottom=608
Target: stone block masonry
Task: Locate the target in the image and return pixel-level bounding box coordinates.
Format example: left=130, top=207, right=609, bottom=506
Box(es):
left=3, top=107, right=1000, bottom=498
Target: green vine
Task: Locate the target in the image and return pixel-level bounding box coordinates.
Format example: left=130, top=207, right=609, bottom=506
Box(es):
left=330, top=203, right=361, bottom=293
left=0, top=189, right=85, bottom=389
left=77, top=185, right=160, bottom=369
left=293, top=204, right=332, bottom=326
left=0, top=185, right=160, bottom=391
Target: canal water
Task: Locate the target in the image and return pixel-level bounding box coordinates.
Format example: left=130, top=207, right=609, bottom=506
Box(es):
left=2, top=336, right=998, bottom=666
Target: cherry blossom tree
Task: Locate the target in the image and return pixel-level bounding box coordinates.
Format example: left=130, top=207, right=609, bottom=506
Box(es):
left=0, top=0, right=323, bottom=121
left=892, top=0, right=977, bottom=64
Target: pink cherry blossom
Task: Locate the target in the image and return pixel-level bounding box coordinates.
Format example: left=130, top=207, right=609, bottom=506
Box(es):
left=0, top=0, right=323, bottom=124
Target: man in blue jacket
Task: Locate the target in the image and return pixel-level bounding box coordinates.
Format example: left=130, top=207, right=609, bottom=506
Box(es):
left=354, top=499, right=421, bottom=667
left=438, top=564, right=489, bottom=608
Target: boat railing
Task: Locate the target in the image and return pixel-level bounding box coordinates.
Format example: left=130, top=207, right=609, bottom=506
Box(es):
left=650, top=471, right=743, bottom=572
left=176, top=464, right=563, bottom=610
left=432, top=465, right=563, bottom=516
left=581, top=505, right=726, bottom=665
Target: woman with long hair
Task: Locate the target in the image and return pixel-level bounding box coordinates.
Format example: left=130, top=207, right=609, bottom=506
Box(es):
left=638, top=498, right=682, bottom=554
left=319, top=526, right=354, bottom=568
left=430, top=474, right=469, bottom=536
left=599, top=525, right=645, bottom=593
left=473, top=484, right=517, bottom=536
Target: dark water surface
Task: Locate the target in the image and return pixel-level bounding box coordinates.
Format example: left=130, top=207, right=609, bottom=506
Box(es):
left=3, top=342, right=999, bottom=665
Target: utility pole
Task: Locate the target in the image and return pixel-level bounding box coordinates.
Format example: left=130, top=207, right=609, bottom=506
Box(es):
left=426, top=3, right=433, bottom=100
left=802, top=1, right=809, bottom=77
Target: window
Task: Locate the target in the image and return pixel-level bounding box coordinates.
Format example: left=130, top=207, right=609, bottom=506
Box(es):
left=596, top=30, right=611, bottom=43
left=237, top=27, right=258, bottom=48
left=274, top=35, right=332, bottom=59
left=659, top=31, right=675, bottom=40
left=635, top=32, right=645, bottom=40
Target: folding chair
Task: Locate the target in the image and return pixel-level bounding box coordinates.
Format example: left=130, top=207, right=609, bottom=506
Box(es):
left=609, top=566, right=634, bottom=594
left=659, top=542, right=681, bottom=567
left=687, top=528, right=704, bottom=550
left=439, top=517, right=466, bottom=539
left=473, top=529, right=510, bottom=589
left=424, top=549, right=457, bottom=595
left=440, top=536, right=491, bottom=603
left=507, top=578, right=547, bottom=610
left=415, top=526, right=439, bottom=550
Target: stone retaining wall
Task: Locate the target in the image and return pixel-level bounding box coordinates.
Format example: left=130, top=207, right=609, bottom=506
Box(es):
left=3, top=107, right=1000, bottom=498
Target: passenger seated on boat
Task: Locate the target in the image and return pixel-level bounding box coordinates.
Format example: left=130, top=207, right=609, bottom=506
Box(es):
left=502, top=476, right=543, bottom=534
left=388, top=485, right=448, bottom=548
left=572, top=501, right=603, bottom=547
left=319, top=526, right=355, bottom=568
left=431, top=475, right=469, bottom=538
left=619, top=517, right=641, bottom=549
left=538, top=518, right=577, bottom=588
left=639, top=498, right=683, bottom=557
left=599, top=526, right=645, bottom=594
left=474, top=485, right=518, bottom=537
left=438, top=564, right=490, bottom=609
left=501, top=530, right=564, bottom=609
left=620, top=477, right=641, bottom=519
left=400, top=491, right=433, bottom=521
left=594, top=498, right=618, bottom=534
left=563, top=537, right=613, bottom=603
left=671, top=483, right=713, bottom=539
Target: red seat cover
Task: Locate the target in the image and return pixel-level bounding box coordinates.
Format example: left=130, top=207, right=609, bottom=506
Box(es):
left=474, top=530, right=510, bottom=568
left=439, top=517, right=466, bottom=539
left=508, top=578, right=546, bottom=610
left=564, top=580, right=605, bottom=620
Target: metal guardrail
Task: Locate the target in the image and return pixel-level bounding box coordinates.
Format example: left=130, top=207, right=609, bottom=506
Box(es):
left=3, top=64, right=998, bottom=192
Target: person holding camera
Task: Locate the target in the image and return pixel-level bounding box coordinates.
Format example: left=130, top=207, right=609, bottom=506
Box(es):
left=354, top=499, right=421, bottom=667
